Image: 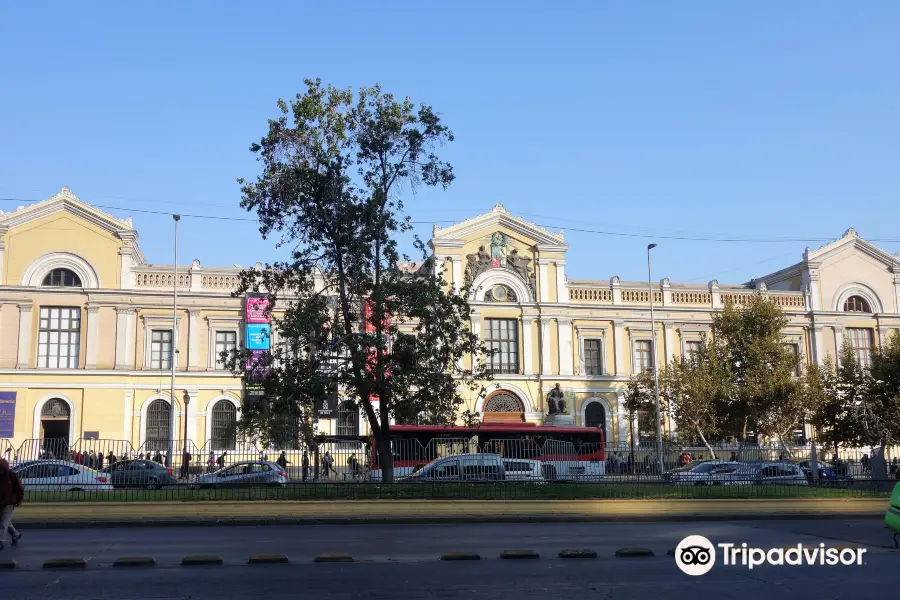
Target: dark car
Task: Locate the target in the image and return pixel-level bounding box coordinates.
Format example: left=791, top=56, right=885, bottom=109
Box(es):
left=103, top=459, right=177, bottom=489
left=796, top=460, right=854, bottom=487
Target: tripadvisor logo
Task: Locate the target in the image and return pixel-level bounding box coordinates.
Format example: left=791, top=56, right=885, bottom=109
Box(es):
left=675, top=535, right=866, bottom=576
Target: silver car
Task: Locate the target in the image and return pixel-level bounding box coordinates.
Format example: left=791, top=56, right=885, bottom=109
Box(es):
left=719, top=461, right=810, bottom=486
left=193, top=461, right=288, bottom=488
left=666, top=460, right=739, bottom=486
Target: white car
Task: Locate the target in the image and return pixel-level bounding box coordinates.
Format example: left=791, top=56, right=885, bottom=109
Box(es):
left=13, top=460, right=113, bottom=492
left=502, top=459, right=546, bottom=483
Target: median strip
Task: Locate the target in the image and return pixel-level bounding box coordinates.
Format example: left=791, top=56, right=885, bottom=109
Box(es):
left=181, top=555, right=224, bottom=566
left=558, top=548, right=597, bottom=559
left=500, top=549, right=539, bottom=559
left=113, top=556, right=157, bottom=567
left=249, top=554, right=290, bottom=564
left=314, top=553, right=353, bottom=563
left=43, top=558, right=88, bottom=569
left=440, top=552, right=481, bottom=561
left=615, top=547, right=654, bottom=557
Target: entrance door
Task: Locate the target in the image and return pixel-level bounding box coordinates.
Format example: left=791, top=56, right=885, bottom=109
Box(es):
left=40, top=398, right=71, bottom=457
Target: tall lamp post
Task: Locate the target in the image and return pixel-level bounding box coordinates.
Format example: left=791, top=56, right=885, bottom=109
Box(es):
left=647, top=243, right=664, bottom=476
left=169, top=214, right=180, bottom=465
left=182, top=390, right=190, bottom=478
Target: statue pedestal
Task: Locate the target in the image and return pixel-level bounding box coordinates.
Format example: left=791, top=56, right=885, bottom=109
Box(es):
left=543, top=414, right=575, bottom=427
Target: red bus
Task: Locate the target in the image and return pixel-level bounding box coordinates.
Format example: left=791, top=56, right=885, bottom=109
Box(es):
left=367, top=423, right=605, bottom=481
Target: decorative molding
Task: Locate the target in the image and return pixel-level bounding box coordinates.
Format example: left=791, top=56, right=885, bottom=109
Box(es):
left=432, top=204, right=566, bottom=246
left=833, top=283, right=884, bottom=314
left=469, top=268, right=534, bottom=304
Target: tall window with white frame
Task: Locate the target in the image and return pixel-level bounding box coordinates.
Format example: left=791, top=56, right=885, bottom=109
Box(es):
left=634, top=340, right=652, bottom=372
left=214, top=331, right=237, bottom=369
left=685, top=341, right=702, bottom=364
left=150, top=330, right=173, bottom=370
left=38, top=307, right=81, bottom=368
left=846, top=328, right=874, bottom=368
left=484, top=318, right=519, bottom=375
left=583, top=339, right=603, bottom=375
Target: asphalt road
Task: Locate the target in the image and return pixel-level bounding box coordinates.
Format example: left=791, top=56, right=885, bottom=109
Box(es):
left=2, top=520, right=897, bottom=599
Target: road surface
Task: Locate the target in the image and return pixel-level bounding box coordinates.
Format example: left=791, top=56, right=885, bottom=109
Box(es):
left=2, top=520, right=897, bottom=599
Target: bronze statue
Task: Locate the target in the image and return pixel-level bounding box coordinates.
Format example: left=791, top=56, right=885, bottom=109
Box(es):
left=547, top=383, right=566, bottom=415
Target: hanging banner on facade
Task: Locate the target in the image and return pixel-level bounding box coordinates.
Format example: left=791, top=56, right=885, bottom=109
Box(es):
left=244, top=294, right=272, bottom=401
left=314, top=391, right=338, bottom=420
left=0, top=392, right=16, bottom=438
left=245, top=323, right=271, bottom=350
left=245, top=295, right=271, bottom=324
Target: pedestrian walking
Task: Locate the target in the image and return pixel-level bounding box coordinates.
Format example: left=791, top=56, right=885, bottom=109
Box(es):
left=323, top=451, right=334, bottom=478
left=97, top=451, right=104, bottom=471
left=0, top=458, right=24, bottom=551
left=107, top=451, right=117, bottom=467
left=301, top=451, right=309, bottom=482
left=207, top=450, right=216, bottom=473
left=180, top=451, right=191, bottom=479
left=216, top=451, right=226, bottom=470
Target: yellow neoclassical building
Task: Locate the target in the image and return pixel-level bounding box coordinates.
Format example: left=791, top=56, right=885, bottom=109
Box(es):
left=1, top=188, right=899, bottom=452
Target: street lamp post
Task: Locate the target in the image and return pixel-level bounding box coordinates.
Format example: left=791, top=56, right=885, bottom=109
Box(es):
left=182, top=390, right=190, bottom=478
left=647, top=243, right=664, bottom=476
left=169, top=214, right=180, bottom=465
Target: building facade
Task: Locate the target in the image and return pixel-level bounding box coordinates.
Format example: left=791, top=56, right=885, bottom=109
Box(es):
left=1, top=188, right=899, bottom=452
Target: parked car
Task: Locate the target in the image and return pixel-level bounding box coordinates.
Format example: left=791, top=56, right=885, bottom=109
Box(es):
left=399, top=454, right=511, bottom=483
left=193, top=461, right=287, bottom=489
left=719, top=461, right=809, bottom=486
left=501, top=459, right=546, bottom=483
left=795, top=460, right=854, bottom=487
left=665, top=461, right=739, bottom=486
left=102, top=459, right=177, bottom=489
left=12, top=460, right=113, bottom=492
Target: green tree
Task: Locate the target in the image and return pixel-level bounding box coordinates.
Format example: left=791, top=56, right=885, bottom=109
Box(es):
left=809, top=346, right=863, bottom=457
left=710, top=295, right=798, bottom=441
left=860, top=331, right=900, bottom=453
left=661, top=337, right=729, bottom=458
left=231, top=79, right=490, bottom=481
left=623, top=369, right=655, bottom=469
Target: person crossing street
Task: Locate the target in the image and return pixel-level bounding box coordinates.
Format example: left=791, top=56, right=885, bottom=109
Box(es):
left=0, top=458, right=24, bottom=551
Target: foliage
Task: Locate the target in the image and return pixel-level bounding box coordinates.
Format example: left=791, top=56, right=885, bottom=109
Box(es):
left=229, top=79, right=490, bottom=481
left=859, top=330, right=900, bottom=449
left=709, top=295, right=799, bottom=441
left=660, top=336, right=729, bottom=457
left=623, top=369, right=656, bottom=443
left=809, top=344, right=865, bottom=455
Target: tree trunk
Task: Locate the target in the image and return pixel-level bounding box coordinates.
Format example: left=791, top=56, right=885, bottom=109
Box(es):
left=775, top=432, right=793, bottom=459
left=695, top=426, right=717, bottom=460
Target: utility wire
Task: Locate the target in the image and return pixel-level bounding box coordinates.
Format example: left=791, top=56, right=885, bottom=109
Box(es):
left=2, top=196, right=899, bottom=245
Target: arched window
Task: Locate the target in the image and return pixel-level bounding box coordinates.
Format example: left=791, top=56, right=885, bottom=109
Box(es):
left=585, top=402, right=606, bottom=431
left=843, top=295, right=871, bottom=313
left=210, top=401, right=237, bottom=450
left=42, top=268, right=82, bottom=287
left=337, top=401, right=359, bottom=437
left=483, top=391, right=525, bottom=413
left=146, top=400, right=171, bottom=450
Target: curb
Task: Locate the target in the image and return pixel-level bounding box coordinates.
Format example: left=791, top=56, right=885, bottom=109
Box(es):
left=43, top=558, right=88, bottom=569
left=249, top=554, right=290, bottom=564
left=181, top=555, right=223, bottom=566
left=113, top=556, right=157, bottom=567
left=314, top=553, right=353, bottom=563
left=615, top=547, right=655, bottom=558
left=559, top=548, right=598, bottom=559
left=440, top=552, right=481, bottom=561
left=500, top=549, right=540, bottom=560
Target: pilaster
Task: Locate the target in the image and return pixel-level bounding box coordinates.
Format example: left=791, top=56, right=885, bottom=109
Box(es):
left=16, top=303, right=32, bottom=369
left=85, top=306, right=101, bottom=369
left=115, top=308, right=137, bottom=369
left=521, top=316, right=535, bottom=375
left=557, top=317, right=573, bottom=376
left=187, top=308, right=201, bottom=371
left=540, top=318, right=552, bottom=375
left=613, top=319, right=627, bottom=376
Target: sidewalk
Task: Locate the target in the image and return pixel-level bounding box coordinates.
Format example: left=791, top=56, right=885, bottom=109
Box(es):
left=14, top=498, right=887, bottom=527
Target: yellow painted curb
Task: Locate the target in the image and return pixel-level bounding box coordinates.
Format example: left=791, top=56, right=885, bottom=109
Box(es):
left=249, top=554, right=289, bottom=564
left=15, top=498, right=887, bottom=522
left=559, top=549, right=598, bottom=559
left=500, top=549, right=540, bottom=559
left=182, top=555, right=223, bottom=566
left=615, top=547, right=654, bottom=557
left=43, top=558, right=88, bottom=569
left=113, top=556, right=157, bottom=567
left=314, top=553, right=353, bottom=563
left=0, top=559, right=18, bottom=570
left=440, top=552, right=481, bottom=561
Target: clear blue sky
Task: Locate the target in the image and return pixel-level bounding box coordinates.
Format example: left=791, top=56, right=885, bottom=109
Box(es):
left=2, top=2, right=898, bottom=285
